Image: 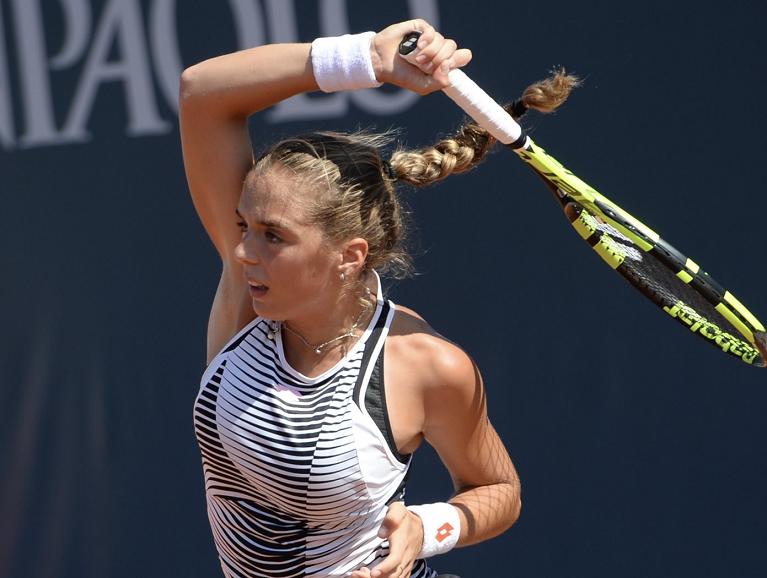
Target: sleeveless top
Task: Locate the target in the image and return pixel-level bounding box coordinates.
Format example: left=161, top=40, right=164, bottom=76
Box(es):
left=193, top=278, right=438, bottom=578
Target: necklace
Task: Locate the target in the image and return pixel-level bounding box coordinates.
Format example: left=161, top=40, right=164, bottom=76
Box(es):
left=280, top=303, right=371, bottom=355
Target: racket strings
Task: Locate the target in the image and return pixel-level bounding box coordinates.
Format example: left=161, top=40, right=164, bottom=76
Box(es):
left=566, top=202, right=765, bottom=367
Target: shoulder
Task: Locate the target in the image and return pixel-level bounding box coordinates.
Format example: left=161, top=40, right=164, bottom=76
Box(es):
left=388, top=304, right=480, bottom=402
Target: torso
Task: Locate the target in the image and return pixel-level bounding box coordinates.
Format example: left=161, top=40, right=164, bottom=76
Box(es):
left=194, top=290, right=439, bottom=578
left=209, top=274, right=445, bottom=459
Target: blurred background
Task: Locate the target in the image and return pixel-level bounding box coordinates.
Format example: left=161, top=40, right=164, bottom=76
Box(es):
left=1, top=1, right=766, bottom=577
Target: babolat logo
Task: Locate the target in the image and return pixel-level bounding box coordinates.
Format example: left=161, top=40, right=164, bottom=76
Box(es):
left=663, top=300, right=759, bottom=364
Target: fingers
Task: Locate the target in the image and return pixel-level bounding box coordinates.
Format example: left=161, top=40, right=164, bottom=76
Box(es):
left=374, top=19, right=470, bottom=95
left=370, top=556, right=412, bottom=578
left=413, top=33, right=447, bottom=69
left=428, top=38, right=457, bottom=84
left=451, top=47, right=473, bottom=69
left=410, top=19, right=435, bottom=49
left=371, top=503, right=417, bottom=578
left=405, top=26, right=467, bottom=88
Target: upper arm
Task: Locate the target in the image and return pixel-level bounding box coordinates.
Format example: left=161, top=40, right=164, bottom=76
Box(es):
left=178, top=45, right=317, bottom=352
left=421, top=344, right=518, bottom=491
left=179, top=44, right=316, bottom=261
left=180, top=73, right=256, bottom=357
left=179, top=73, right=253, bottom=262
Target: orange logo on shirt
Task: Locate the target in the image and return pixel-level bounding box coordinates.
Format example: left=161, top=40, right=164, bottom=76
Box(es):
left=435, top=522, right=454, bottom=542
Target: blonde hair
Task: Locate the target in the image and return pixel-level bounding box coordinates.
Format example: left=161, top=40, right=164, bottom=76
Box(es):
left=248, top=68, right=579, bottom=279
left=391, top=67, right=580, bottom=186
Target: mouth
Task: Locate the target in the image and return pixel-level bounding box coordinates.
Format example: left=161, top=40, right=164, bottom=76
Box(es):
left=247, top=280, right=269, bottom=299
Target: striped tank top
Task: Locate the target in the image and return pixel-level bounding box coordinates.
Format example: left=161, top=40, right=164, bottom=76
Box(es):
left=193, top=280, right=438, bottom=578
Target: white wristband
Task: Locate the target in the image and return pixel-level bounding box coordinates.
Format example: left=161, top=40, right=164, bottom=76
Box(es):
left=406, top=502, right=461, bottom=559
left=311, top=31, right=383, bottom=93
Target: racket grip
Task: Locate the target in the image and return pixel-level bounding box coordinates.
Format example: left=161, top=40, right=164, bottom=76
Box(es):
left=398, top=32, right=525, bottom=147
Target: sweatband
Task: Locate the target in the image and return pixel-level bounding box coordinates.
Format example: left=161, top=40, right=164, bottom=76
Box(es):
left=311, top=31, right=383, bottom=93
left=406, top=502, right=461, bottom=559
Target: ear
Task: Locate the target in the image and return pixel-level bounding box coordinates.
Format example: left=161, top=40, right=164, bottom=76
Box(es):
left=339, top=237, right=369, bottom=278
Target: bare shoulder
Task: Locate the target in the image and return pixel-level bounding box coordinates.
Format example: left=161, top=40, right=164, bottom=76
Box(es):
left=388, top=304, right=479, bottom=399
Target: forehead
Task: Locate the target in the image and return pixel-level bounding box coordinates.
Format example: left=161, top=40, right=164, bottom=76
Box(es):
left=239, top=168, right=311, bottom=226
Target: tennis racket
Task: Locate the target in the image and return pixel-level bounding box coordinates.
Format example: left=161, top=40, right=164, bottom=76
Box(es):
left=399, top=32, right=767, bottom=367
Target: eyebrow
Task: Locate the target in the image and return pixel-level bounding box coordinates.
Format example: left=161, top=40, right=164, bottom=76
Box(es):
left=235, top=209, right=291, bottom=230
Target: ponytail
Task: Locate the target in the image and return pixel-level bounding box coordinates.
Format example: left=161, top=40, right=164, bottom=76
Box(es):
left=390, top=67, right=580, bottom=187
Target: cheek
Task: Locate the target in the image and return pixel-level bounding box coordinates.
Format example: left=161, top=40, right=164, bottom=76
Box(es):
left=270, top=243, right=336, bottom=289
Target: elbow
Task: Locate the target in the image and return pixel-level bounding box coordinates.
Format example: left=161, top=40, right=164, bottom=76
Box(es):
left=504, top=478, right=522, bottom=530
left=509, top=491, right=522, bottom=528
left=178, top=64, right=206, bottom=108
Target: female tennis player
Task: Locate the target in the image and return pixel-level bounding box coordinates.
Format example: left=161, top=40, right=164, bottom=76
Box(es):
left=180, top=18, right=574, bottom=578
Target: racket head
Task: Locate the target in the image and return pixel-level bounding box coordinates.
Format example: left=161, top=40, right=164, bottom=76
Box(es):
left=516, top=141, right=767, bottom=368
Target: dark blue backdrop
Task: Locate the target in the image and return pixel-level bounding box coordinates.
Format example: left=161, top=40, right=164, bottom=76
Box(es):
left=2, top=1, right=766, bottom=577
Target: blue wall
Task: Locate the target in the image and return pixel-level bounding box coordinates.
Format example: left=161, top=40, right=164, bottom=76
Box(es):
left=2, top=1, right=766, bottom=577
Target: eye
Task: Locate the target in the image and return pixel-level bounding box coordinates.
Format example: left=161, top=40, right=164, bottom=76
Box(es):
left=265, top=231, right=281, bottom=243
left=236, top=220, right=247, bottom=232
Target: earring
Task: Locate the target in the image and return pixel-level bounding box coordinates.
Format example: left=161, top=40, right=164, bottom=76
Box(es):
left=340, top=271, right=346, bottom=282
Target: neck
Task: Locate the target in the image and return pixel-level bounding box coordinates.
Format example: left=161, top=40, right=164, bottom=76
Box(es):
left=280, top=278, right=377, bottom=363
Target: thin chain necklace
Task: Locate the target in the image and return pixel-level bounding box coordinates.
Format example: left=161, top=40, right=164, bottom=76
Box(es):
left=280, top=303, right=371, bottom=355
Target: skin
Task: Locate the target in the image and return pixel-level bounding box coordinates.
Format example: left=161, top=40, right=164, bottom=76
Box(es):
left=180, top=19, right=521, bottom=578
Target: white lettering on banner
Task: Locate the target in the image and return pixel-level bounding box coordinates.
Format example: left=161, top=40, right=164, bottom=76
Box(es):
left=150, top=0, right=268, bottom=115
left=11, top=0, right=59, bottom=147
left=0, top=1, right=15, bottom=148
left=51, top=0, right=92, bottom=70
left=63, top=0, right=170, bottom=142
left=149, top=0, right=183, bottom=115
left=0, top=0, right=440, bottom=151
left=265, top=0, right=348, bottom=122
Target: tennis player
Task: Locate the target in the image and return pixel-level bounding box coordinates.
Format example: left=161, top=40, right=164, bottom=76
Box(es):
left=180, top=18, right=564, bottom=578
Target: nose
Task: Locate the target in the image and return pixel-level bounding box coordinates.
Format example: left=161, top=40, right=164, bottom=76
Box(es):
left=234, top=235, right=258, bottom=265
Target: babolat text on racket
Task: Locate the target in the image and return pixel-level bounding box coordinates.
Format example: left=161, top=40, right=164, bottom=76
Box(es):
left=399, top=31, right=767, bottom=367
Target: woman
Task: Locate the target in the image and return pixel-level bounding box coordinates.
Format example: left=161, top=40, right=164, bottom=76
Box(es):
left=181, top=18, right=574, bottom=578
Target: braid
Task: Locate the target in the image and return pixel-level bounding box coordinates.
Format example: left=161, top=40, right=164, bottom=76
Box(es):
left=390, top=121, right=493, bottom=187
left=390, top=66, right=580, bottom=188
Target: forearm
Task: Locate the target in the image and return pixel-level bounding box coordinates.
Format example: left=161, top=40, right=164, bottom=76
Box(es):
left=449, top=479, right=521, bottom=547
left=179, top=43, right=317, bottom=119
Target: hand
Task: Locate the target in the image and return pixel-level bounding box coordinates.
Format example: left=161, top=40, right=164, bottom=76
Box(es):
left=370, top=20, right=472, bottom=95
left=350, top=502, right=424, bottom=578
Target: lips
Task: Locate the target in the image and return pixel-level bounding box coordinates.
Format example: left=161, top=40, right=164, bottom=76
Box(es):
left=247, top=278, right=269, bottom=299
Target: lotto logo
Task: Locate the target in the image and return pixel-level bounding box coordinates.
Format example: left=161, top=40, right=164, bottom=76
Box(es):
left=435, top=523, right=454, bottom=542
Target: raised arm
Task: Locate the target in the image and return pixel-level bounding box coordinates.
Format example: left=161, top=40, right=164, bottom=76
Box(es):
left=179, top=44, right=321, bottom=360
left=178, top=20, right=471, bottom=361
left=179, top=44, right=316, bottom=262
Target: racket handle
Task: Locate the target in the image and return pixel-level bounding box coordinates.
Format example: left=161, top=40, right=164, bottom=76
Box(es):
left=398, top=32, right=526, bottom=147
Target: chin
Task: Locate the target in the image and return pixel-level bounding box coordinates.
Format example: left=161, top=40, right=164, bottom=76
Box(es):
left=250, top=300, right=286, bottom=322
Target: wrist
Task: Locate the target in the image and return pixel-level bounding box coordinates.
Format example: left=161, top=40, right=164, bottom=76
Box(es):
left=369, top=34, right=384, bottom=85
left=311, top=31, right=383, bottom=93
left=406, top=502, right=461, bottom=559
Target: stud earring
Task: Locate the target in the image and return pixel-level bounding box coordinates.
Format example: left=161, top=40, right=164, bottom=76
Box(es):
left=340, top=271, right=346, bottom=282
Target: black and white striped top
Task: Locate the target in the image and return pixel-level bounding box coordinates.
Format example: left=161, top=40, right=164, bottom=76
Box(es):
left=193, top=284, right=438, bottom=578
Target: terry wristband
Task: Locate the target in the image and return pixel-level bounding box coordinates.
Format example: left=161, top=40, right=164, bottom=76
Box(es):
left=406, top=502, right=461, bottom=559
left=311, top=31, right=383, bottom=93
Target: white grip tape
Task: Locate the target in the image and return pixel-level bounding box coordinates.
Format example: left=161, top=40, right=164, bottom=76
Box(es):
left=443, top=69, right=522, bottom=144
left=400, top=45, right=522, bottom=144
